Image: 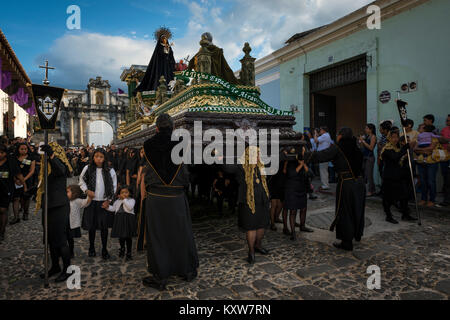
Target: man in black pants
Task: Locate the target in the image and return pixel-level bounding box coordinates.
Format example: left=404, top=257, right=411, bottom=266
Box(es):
left=37, top=143, right=73, bottom=283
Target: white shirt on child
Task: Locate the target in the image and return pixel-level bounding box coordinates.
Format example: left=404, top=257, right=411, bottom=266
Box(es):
left=69, top=198, right=90, bottom=229
left=79, top=165, right=117, bottom=201
left=106, top=198, right=136, bottom=215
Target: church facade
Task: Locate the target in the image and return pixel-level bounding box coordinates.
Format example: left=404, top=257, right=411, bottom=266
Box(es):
left=59, top=76, right=129, bottom=146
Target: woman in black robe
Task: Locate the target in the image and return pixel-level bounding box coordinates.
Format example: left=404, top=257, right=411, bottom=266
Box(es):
left=380, top=129, right=417, bottom=223
left=305, top=127, right=366, bottom=251
left=134, top=32, right=175, bottom=95
left=222, top=146, right=271, bottom=264
left=141, top=114, right=199, bottom=291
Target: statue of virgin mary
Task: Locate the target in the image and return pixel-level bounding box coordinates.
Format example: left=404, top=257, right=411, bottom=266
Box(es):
left=133, top=27, right=176, bottom=96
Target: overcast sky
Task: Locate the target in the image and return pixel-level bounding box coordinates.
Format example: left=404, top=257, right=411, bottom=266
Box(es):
left=1, top=0, right=374, bottom=91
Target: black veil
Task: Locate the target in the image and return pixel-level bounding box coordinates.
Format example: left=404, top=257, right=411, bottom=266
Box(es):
left=133, top=36, right=175, bottom=96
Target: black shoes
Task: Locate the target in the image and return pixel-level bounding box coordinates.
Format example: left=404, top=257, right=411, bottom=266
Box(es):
left=9, top=218, right=20, bottom=225
left=270, top=224, right=277, bottom=231
left=309, top=194, right=318, bottom=200
left=102, top=249, right=110, bottom=260
left=88, top=248, right=96, bottom=257
left=40, top=266, right=62, bottom=279
left=0, top=233, right=4, bottom=243
left=125, top=253, right=132, bottom=261
left=290, top=232, right=297, bottom=241
left=247, top=252, right=256, bottom=264
left=402, top=215, right=418, bottom=222
left=300, top=226, right=314, bottom=233
left=386, top=216, right=399, bottom=224
left=255, top=247, right=269, bottom=255
left=119, top=248, right=125, bottom=258
left=333, top=241, right=353, bottom=251
left=22, top=214, right=29, bottom=221
left=142, top=276, right=167, bottom=291
left=282, top=228, right=291, bottom=236
left=55, top=269, right=72, bottom=283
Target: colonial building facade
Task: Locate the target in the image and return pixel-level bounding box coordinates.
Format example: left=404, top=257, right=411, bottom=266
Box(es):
left=255, top=0, right=449, bottom=136
left=60, top=76, right=128, bottom=146
left=0, top=29, right=33, bottom=139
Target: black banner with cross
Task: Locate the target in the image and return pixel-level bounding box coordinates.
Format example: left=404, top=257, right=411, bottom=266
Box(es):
left=31, top=84, right=65, bottom=130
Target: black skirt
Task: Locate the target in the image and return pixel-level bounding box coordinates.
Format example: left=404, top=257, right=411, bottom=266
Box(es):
left=238, top=202, right=270, bottom=232
left=284, top=192, right=307, bottom=210
left=82, top=200, right=114, bottom=230
left=111, top=211, right=137, bottom=239
left=68, top=227, right=81, bottom=239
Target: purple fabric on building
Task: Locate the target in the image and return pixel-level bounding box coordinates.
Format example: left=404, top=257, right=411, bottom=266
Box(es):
left=11, top=87, right=29, bottom=106
left=26, top=102, right=37, bottom=116
left=0, top=70, right=12, bottom=90
left=118, top=88, right=125, bottom=94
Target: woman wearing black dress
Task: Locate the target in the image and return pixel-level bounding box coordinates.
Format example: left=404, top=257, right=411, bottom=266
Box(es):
left=268, top=160, right=285, bottom=231
left=283, top=152, right=314, bottom=241
left=11, top=143, right=35, bottom=223
left=126, top=148, right=139, bottom=196
left=223, top=146, right=270, bottom=264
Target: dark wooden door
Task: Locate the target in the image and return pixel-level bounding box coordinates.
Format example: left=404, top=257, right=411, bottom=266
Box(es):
left=313, top=93, right=336, bottom=140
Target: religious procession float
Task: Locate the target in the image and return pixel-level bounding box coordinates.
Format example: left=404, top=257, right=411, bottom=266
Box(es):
left=115, top=28, right=301, bottom=151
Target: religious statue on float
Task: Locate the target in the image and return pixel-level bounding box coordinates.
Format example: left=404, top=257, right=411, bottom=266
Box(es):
left=187, top=32, right=242, bottom=85
left=134, top=27, right=176, bottom=96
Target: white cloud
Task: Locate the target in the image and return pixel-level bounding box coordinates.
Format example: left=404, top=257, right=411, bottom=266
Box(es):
left=32, top=0, right=374, bottom=90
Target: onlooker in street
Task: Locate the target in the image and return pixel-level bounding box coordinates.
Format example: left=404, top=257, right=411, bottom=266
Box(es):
left=314, top=126, right=332, bottom=191
left=414, top=136, right=440, bottom=207
left=359, top=123, right=377, bottom=196
left=440, top=115, right=450, bottom=206
left=377, top=120, right=393, bottom=179
left=423, top=114, right=439, bottom=135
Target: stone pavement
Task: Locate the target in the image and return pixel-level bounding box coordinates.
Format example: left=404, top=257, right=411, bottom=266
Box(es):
left=0, top=179, right=449, bottom=300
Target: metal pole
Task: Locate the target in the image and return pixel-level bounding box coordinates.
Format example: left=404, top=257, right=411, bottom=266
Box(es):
left=396, top=92, right=421, bottom=226
left=44, top=129, right=49, bottom=287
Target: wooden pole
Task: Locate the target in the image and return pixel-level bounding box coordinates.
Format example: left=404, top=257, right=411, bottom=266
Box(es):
left=44, top=129, right=49, bottom=287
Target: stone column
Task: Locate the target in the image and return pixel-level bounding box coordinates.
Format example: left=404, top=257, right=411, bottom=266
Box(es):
left=78, top=114, right=84, bottom=146
left=69, top=111, right=75, bottom=145
left=239, top=43, right=256, bottom=86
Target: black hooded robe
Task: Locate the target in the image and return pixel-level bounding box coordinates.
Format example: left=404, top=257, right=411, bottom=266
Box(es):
left=306, top=141, right=366, bottom=243
left=134, top=38, right=175, bottom=95
left=143, top=130, right=199, bottom=280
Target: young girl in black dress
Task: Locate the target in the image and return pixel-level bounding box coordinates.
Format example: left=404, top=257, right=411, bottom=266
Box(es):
left=104, top=185, right=136, bottom=261
left=80, top=148, right=117, bottom=259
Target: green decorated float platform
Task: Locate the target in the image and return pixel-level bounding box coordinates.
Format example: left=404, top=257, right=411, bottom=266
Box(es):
left=115, top=36, right=301, bottom=149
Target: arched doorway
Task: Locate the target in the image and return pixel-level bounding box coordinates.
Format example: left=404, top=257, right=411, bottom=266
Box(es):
left=88, top=120, right=114, bottom=147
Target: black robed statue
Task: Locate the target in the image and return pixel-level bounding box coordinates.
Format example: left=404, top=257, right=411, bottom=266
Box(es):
left=134, top=28, right=176, bottom=95
left=141, top=114, right=199, bottom=291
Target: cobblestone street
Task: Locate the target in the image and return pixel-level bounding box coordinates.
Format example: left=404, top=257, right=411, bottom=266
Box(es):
left=0, top=179, right=449, bottom=300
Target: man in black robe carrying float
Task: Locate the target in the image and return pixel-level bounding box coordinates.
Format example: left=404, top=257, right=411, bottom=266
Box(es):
left=304, top=127, right=366, bottom=251
left=134, top=27, right=176, bottom=95
left=141, top=114, right=199, bottom=291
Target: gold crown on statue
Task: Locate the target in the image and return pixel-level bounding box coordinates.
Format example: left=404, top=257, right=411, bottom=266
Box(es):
left=154, top=27, right=173, bottom=41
